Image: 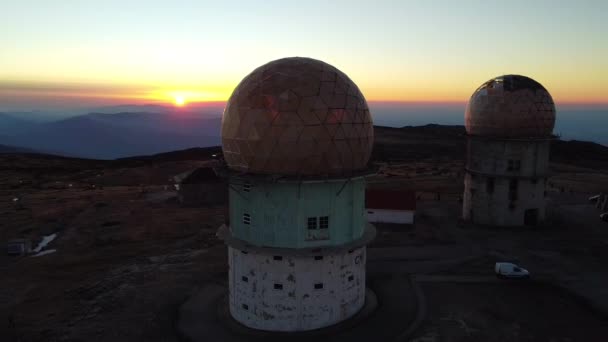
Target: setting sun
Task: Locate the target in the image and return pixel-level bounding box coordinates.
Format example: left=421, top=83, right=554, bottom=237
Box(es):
left=174, top=95, right=186, bottom=106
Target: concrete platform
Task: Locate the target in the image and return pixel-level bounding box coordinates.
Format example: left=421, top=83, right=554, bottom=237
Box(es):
left=176, top=274, right=420, bottom=342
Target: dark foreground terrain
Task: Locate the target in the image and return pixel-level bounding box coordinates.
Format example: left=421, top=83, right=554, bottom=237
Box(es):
left=2, top=125, right=608, bottom=341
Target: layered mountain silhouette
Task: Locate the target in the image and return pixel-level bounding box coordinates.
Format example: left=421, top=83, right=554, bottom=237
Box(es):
left=0, top=111, right=222, bottom=159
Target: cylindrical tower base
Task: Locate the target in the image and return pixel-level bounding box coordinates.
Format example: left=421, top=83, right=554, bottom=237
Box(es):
left=219, top=224, right=375, bottom=332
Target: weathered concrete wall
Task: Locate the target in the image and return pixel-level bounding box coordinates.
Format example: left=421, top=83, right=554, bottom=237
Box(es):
left=466, top=138, right=550, bottom=178
left=463, top=138, right=550, bottom=226
left=463, top=173, right=547, bottom=226
left=229, top=177, right=366, bottom=248
left=228, top=245, right=366, bottom=331
left=366, top=209, right=414, bottom=224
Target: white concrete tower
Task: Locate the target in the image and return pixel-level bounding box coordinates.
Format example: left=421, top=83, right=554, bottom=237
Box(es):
left=462, top=75, right=556, bottom=226
left=218, top=57, right=375, bottom=331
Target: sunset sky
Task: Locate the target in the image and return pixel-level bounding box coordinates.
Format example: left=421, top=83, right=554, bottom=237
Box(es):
left=1, top=0, right=606, bottom=110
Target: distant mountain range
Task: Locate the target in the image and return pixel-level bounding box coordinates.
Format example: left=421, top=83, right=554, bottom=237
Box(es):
left=0, top=109, right=222, bottom=159
left=0, top=143, right=39, bottom=154
left=1, top=102, right=606, bottom=159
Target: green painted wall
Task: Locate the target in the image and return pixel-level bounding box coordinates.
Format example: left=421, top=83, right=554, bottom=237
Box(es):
left=229, top=177, right=366, bottom=248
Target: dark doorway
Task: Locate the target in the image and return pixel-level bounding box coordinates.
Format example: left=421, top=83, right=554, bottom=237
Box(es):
left=524, top=208, right=538, bottom=226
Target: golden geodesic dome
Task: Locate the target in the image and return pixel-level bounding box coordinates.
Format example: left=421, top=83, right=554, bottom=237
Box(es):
left=221, top=57, right=374, bottom=176
left=465, top=75, right=556, bottom=138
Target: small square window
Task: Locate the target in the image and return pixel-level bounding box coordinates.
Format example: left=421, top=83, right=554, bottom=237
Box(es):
left=242, top=304, right=249, bottom=310
left=314, top=283, right=323, bottom=290
left=243, top=182, right=252, bottom=192
left=319, top=216, right=329, bottom=229
left=241, top=250, right=248, bottom=254
left=242, top=276, right=248, bottom=282
left=348, top=275, right=354, bottom=282
left=314, top=255, right=323, bottom=261
left=348, top=249, right=354, bottom=254
left=307, top=217, right=317, bottom=230
left=273, top=256, right=283, bottom=261
left=274, top=283, right=283, bottom=290
left=243, top=213, right=251, bottom=225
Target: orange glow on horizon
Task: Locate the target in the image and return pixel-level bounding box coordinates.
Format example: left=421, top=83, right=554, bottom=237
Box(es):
left=1, top=80, right=607, bottom=109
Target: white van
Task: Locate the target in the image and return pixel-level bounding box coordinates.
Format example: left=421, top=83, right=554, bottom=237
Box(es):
left=495, top=262, right=530, bottom=279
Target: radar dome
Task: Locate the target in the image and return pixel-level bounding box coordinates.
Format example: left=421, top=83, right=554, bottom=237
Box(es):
left=221, top=57, right=373, bottom=175
left=465, top=75, right=555, bottom=138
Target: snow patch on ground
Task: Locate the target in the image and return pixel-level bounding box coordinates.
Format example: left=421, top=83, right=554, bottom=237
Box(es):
left=32, top=249, right=57, bottom=257
left=33, top=233, right=57, bottom=253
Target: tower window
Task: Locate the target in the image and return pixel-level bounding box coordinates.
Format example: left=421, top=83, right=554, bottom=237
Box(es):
left=486, top=178, right=495, bottom=194
left=508, top=159, right=521, bottom=171
left=307, top=217, right=318, bottom=230
left=274, top=283, right=283, bottom=290
left=509, top=179, right=518, bottom=201
left=314, top=283, right=323, bottom=290
left=242, top=276, right=248, bottom=282
left=243, top=213, right=251, bottom=225
left=273, top=255, right=283, bottom=261
left=242, top=304, right=249, bottom=310
left=243, top=181, right=252, bottom=192
left=348, top=275, right=354, bottom=282
left=319, top=216, right=329, bottom=229
left=314, top=255, right=323, bottom=261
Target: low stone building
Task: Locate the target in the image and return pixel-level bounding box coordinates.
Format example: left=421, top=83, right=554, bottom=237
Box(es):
left=174, top=167, right=227, bottom=206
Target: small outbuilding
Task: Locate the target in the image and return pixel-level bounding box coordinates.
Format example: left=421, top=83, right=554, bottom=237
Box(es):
left=7, top=239, right=31, bottom=256
left=173, top=167, right=227, bottom=206
left=366, top=189, right=416, bottom=224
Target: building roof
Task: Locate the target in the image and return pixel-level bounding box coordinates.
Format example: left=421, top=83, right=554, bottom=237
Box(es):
left=175, top=167, right=221, bottom=184
left=465, top=74, right=556, bottom=138
left=366, top=189, right=416, bottom=211
left=221, top=57, right=374, bottom=176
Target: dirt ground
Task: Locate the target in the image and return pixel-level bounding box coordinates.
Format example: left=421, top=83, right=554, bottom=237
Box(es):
left=1, top=132, right=608, bottom=341
left=414, top=282, right=608, bottom=342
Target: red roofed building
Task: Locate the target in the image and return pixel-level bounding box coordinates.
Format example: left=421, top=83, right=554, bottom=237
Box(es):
left=366, top=189, right=416, bottom=224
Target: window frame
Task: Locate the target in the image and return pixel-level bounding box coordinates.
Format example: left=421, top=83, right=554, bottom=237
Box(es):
left=319, top=216, right=329, bottom=230
left=243, top=213, right=251, bottom=225
left=307, top=217, right=318, bottom=230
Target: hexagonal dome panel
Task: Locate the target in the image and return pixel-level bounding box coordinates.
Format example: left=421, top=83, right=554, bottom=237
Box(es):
left=465, top=75, right=556, bottom=138
left=221, top=57, right=374, bottom=175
